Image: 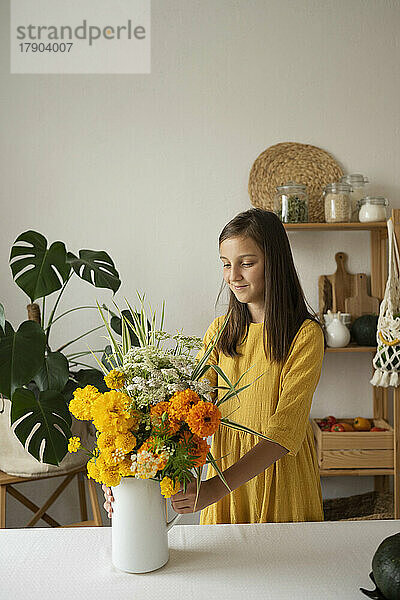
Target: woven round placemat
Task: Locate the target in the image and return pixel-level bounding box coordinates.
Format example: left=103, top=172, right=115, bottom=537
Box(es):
left=248, top=142, right=344, bottom=222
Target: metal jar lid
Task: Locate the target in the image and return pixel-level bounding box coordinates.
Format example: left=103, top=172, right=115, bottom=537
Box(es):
left=340, top=174, right=369, bottom=186
left=358, top=196, right=388, bottom=207
left=324, top=182, right=352, bottom=193
left=276, top=181, right=307, bottom=193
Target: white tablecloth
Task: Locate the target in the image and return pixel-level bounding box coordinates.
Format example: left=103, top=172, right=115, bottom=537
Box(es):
left=1, top=520, right=398, bottom=599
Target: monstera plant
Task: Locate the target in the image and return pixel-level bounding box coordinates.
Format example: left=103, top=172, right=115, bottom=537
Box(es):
left=0, top=230, right=137, bottom=467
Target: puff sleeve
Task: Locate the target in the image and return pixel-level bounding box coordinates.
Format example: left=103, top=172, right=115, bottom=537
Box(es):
left=262, top=321, right=324, bottom=457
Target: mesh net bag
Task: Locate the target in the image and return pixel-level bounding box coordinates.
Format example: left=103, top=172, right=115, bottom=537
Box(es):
left=371, top=218, right=400, bottom=387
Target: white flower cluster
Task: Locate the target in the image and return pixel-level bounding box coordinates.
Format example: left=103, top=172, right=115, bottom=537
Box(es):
left=130, top=444, right=175, bottom=478
left=122, top=342, right=215, bottom=408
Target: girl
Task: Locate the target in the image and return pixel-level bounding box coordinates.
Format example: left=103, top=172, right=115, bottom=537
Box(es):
left=103, top=208, right=325, bottom=524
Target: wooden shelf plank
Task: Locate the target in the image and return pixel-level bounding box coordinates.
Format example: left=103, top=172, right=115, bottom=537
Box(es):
left=326, top=345, right=376, bottom=353
left=320, top=468, right=394, bottom=477
left=284, top=222, right=387, bottom=231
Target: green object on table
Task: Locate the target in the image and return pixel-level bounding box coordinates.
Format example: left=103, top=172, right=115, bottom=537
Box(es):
left=371, top=532, right=400, bottom=600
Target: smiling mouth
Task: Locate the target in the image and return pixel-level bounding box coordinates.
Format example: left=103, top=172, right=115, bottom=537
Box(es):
left=232, top=285, right=248, bottom=290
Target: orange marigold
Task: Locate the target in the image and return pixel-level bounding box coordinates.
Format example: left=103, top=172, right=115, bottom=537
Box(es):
left=169, top=389, right=201, bottom=421
left=180, top=430, right=210, bottom=467
left=186, top=400, right=221, bottom=437
left=151, top=401, right=180, bottom=434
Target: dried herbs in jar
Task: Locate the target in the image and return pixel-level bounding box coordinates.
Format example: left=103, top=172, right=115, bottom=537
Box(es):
left=274, top=182, right=308, bottom=223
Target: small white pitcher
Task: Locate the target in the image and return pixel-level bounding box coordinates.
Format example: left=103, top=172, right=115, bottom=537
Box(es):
left=111, top=477, right=183, bottom=573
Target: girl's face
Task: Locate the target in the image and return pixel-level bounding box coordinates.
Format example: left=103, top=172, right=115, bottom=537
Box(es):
left=219, top=236, right=265, bottom=307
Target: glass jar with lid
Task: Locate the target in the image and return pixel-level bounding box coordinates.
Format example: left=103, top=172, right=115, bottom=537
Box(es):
left=340, top=174, right=369, bottom=222
left=323, top=182, right=352, bottom=223
left=274, top=182, right=308, bottom=223
left=358, top=197, right=388, bottom=222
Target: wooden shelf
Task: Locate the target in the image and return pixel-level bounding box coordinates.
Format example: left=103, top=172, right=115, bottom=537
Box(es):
left=320, top=468, right=394, bottom=477
left=326, top=345, right=376, bottom=353
left=284, top=221, right=387, bottom=231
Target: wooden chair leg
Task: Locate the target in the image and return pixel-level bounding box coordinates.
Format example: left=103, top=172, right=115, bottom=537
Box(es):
left=87, top=478, right=102, bottom=526
left=27, top=473, right=76, bottom=527
left=77, top=472, right=88, bottom=521
left=7, top=485, right=60, bottom=527
left=0, top=485, right=6, bottom=528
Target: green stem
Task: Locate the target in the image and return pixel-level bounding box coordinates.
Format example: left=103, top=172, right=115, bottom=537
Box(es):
left=45, top=272, right=73, bottom=344
left=69, top=360, right=96, bottom=369
left=45, top=306, right=98, bottom=331
left=66, top=349, right=104, bottom=358
left=41, top=297, right=46, bottom=328
left=56, top=324, right=104, bottom=352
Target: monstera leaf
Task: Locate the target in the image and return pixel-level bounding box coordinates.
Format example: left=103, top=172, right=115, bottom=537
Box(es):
left=67, top=250, right=121, bottom=294
left=0, top=320, right=45, bottom=399
left=0, top=302, right=4, bottom=334
left=9, top=231, right=71, bottom=302
left=11, top=387, right=72, bottom=466
left=34, top=351, right=70, bottom=392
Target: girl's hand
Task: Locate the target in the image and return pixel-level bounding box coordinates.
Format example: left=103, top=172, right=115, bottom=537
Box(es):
left=170, top=476, right=221, bottom=514
left=102, top=484, right=114, bottom=519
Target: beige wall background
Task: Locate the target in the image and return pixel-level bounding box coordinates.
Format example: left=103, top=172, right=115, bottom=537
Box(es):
left=0, top=0, right=399, bottom=527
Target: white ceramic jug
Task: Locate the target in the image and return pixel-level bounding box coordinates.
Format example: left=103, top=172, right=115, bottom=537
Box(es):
left=111, top=477, right=183, bottom=573
left=325, top=312, right=351, bottom=348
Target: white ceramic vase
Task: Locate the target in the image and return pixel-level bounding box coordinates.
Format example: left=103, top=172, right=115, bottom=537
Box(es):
left=325, top=312, right=351, bottom=348
left=111, top=476, right=183, bottom=573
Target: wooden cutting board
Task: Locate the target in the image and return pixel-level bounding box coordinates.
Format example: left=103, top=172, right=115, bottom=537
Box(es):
left=345, top=273, right=380, bottom=319
left=318, top=252, right=356, bottom=314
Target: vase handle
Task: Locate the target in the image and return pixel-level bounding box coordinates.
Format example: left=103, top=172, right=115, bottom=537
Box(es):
left=166, top=511, right=183, bottom=532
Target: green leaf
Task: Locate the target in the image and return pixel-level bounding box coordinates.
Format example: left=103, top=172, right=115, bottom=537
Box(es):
left=0, top=303, right=5, bottom=334
left=0, top=320, right=45, bottom=399
left=9, top=231, right=71, bottom=302
left=33, top=351, right=69, bottom=392
left=62, top=368, right=109, bottom=403
left=101, top=344, right=122, bottom=370
left=221, top=418, right=275, bottom=441
left=206, top=451, right=232, bottom=493
left=110, top=310, right=141, bottom=346
left=67, top=250, right=121, bottom=294
left=11, top=387, right=72, bottom=466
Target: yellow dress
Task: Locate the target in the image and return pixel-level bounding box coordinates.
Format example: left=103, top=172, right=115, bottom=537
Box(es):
left=198, top=317, right=325, bottom=524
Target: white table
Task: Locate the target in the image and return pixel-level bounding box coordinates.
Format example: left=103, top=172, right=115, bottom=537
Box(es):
left=0, top=520, right=398, bottom=599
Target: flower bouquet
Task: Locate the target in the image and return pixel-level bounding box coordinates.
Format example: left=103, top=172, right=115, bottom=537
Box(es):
left=68, top=293, right=270, bottom=573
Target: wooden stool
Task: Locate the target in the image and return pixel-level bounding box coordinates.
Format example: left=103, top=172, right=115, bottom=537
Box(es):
left=0, top=464, right=103, bottom=528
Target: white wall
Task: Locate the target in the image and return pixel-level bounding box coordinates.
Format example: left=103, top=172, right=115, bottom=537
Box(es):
left=1, top=0, right=399, bottom=527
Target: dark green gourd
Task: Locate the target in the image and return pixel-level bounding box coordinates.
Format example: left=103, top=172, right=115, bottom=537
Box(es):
left=351, top=315, right=378, bottom=346
left=372, top=532, right=400, bottom=600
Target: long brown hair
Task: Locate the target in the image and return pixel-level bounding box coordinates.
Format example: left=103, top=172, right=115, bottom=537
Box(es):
left=215, top=208, right=322, bottom=363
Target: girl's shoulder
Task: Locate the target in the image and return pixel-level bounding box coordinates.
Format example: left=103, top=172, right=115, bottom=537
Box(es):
left=203, top=315, right=226, bottom=339
left=290, top=317, right=324, bottom=352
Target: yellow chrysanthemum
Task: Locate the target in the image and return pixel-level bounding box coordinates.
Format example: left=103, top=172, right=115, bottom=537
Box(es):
left=69, top=385, right=100, bottom=421
left=160, top=476, right=181, bottom=498
left=91, top=390, right=138, bottom=434
left=98, top=431, right=136, bottom=466
left=115, top=432, right=137, bottom=453
left=87, top=458, right=101, bottom=483
left=99, top=467, right=122, bottom=488
left=96, top=453, right=122, bottom=487
left=104, top=369, right=126, bottom=390
left=169, top=389, right=201, bottom=421
left=68, top=436, right=81, bottom=453
left=186, top=400, right=221, bottom=437
left=119, top=457, right=134, bottom=477
left=97, top=431, right=116, bottom=452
